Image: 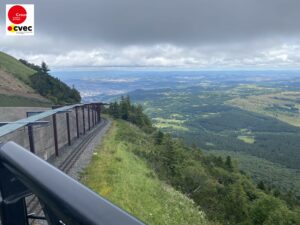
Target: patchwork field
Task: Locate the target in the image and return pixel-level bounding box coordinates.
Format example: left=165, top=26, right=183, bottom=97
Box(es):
left=228, top=91, right=300, bottom=127
left=57, top=69, right=300, bottom=197
left=128, top=75, right=300, bottom=196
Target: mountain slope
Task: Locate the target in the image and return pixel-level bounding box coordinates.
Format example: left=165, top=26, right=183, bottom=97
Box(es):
left=0, top=51, right=80, bottom=106
left=96, top=98, right=300, bottom=225
left=0, top=67, right=49, bottom=99
left=83, top=117, right=300, bottom=225
left=0, top=51, right=36, bottom=84
left=0, top=65, right=51, bottom=106
left=82, top=120, right=212, bottom=225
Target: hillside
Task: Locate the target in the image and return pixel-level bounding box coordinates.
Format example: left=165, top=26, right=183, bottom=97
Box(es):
left=83, top=116, right=300, bottom=225
left=209, top=150, right=300, bottom=196
left=0, top=51, right=81, bottom=106
left=0, top=52, right=51, bottom=106
left=82, top=120, right=212, bottom=225
left=0, top=51, right=36, bottom=84
left=84, top=98, right=300, bottom=225
left=0, top=68, right=50, bottom=106
left=128, top=83, right=300, bottom=198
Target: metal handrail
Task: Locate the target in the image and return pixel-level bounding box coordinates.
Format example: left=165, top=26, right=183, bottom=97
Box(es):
left=0, top=141, right=145, bottom=225
left=0, top=104, right=83, bottom=137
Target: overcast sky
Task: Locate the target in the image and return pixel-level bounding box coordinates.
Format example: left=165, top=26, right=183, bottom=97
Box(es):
left=0, top=0, right=300, bottom=69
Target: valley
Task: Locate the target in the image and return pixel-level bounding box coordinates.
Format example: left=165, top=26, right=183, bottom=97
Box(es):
left=55, top=69, right=300, bottom=197
left=130, top=83, right=300, bottom=196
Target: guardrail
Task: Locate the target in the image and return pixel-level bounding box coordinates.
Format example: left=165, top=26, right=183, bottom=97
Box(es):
left=0, top=103, right=104, bottom=157
left=0, top=141, right=145, bottom=225
left=0, top=103, right=145, bottom=224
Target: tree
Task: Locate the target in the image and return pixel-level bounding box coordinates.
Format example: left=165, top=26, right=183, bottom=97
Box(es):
left=225, top=156, right=233, bottom=170
left=250, top=195, right=282, bottom=225
left=106, top=96, right=152, bottom=131
left=257, top=181, right=266, bottom=191
left=41, top=61, right=50, bottom=74
left=155, top=131, right=164, bottom=145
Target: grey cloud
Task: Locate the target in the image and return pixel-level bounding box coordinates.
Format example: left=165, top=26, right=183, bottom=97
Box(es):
left=1, top=0, right=300, bottom=46
left=0, top=0, right=300, bottom=68
left=12, top=43, right=300, bottom=69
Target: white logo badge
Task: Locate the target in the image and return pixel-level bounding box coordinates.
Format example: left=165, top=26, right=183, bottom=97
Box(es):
left=6, top=4, right=34, bottom=36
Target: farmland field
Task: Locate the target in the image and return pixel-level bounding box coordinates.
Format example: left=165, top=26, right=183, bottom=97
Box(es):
left=55, top=69, right=300, bottom=196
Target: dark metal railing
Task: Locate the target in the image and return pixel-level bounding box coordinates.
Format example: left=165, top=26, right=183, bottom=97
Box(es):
left=0, top=103, right=104, bottom=155
left=0, top=141, right=145, bottom=225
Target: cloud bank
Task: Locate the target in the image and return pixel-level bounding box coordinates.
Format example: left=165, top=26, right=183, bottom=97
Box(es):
left=0, top=0, right=299, bottom=69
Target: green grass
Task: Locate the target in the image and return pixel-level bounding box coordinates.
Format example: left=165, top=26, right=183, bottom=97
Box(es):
left=237, top=135, right=255, bottom=144
left=81, top=120, right=211, bottom=225
left=152, top=117, right=189, bottom=131
left=0, top=51, right=36, bottom=84
left=0, top=94, right=51, bottom=107
left=227, top=91, right=300, bottom=127
left=154, top=123, right=189, bottom=131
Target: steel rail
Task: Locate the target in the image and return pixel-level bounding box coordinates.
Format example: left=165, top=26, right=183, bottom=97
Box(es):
left=0, top=104, right=83, bottom=138
left=0, top=141, right=145, bottom=225
left=27, top=119, right=109, bottom=220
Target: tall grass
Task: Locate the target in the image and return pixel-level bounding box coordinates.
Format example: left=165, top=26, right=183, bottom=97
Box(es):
left=81, top=120, right=211, bottom=225
left=0, top=51, right=36, bottom=84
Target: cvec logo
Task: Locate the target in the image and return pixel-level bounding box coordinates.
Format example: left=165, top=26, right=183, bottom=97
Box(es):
left=6, top=4, right=34, bottom=36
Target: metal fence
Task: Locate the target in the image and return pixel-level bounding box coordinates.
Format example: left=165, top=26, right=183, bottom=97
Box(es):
left=0, top=103, right=103, bottom=159
left=0, top=104, right=145, bottom=225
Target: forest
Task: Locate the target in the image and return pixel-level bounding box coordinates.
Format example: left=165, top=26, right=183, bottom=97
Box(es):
left=128, top=84, right=300, bottom=197
left=19, top=59, right=81, bottom=104
left=105, top=96, right=300, bottom=225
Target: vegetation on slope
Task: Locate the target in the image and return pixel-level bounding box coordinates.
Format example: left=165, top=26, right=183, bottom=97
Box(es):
left=129, top=85, right=300, bottom=198
left=228, top=91, right=300, bottom=127
left=19, top=60, right=81, bottom=104
left=130, top=87, right=300, bottom=171
left=81, top=121, right=212, bottom=225
left=210, top=150, right=300, bottom=198
left=0, top=51, right=36, bottom=84
left=0, top=94, right=51, bottom=107
left=107, top=96, right=153, bottom=132
left=99, top=97, right=300, bottom=225
left=0, top=51, right=81, bottom=105
left=0, top=66, right=51, bottom=105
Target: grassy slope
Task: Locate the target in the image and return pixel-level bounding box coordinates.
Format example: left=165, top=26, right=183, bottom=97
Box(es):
left=227, top=91, right=300, bottom=127
left=0, top=51, right=52, bottom=106
left=81, top=120, right=212, bottom=225
left=209, top=150, right=300, bottom=196
left=0, top=51, right=36, bottom=84
left=0, top=94, right=51, bottom=107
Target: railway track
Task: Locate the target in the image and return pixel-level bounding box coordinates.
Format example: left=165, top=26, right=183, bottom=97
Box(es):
left=27, top=119, right=109, bottom=224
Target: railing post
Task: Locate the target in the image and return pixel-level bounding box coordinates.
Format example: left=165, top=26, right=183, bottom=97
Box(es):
left=92, top=105, right=95, bottom=127
left=82, top=106, right=86, bottom=135
left=28, top=125, right=35, bottom=153
left=95, top=105, right=97, bottom=124
left=95, top=104, right=98, bottom=124
left=52, top=114, right=59, bottom=157
left=99, top=104, right=102, bottom=123
left=97, top=104, right=101, bottom=123
left=88, top=105, right=91, bottom=131
left=66, top=112, right=71, bottom=146
left=0, top=191, right=29, bottom=225
left=75, top=107, right=80, bottom=138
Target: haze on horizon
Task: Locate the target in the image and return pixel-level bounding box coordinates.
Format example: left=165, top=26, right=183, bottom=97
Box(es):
left=0, top=0, right=299, bottom=69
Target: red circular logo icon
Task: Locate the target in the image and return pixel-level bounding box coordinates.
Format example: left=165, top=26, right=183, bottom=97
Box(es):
left=8, top=5, right=27, bottom=24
